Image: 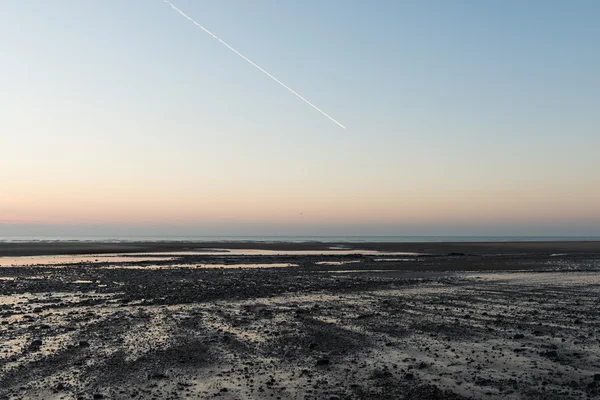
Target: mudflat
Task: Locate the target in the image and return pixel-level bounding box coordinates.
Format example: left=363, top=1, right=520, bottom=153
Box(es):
left=2, top=240, right=600, bottom=257
left=1, top=242, right=600, bottom=399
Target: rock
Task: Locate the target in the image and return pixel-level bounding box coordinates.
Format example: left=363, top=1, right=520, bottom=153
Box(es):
left=541, top=350, right=558, bottom=358
left=316, top=358, right=330, bottom=366
left=149, top=372, right=168, bottom=380
left=29, top=339, right=43, bottom=350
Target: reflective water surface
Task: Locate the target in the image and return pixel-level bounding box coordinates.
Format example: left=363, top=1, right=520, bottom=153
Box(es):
left=0, top=255, right=175, bottom=267
left=103, top=263, right=299, bottom=270
left=125, top=249, right=424, bottom=256
left=0, top=248, right=423, bottom=267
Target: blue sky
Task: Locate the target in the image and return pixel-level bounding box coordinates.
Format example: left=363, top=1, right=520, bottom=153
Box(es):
left=1, top=0, right=599, bottom=236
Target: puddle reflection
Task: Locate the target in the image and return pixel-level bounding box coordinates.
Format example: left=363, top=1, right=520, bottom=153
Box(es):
left=0, top=255, right=175, bottom=267
left=105, top=263, right=298, bottom=270
left=126, top=249, right=423, bottom=257
left=315, top=260, right=361, bottom=265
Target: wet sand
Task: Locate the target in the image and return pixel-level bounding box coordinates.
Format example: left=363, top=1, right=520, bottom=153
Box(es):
left=2, top=240, right=600, bottom=257
left=1, top=242, right=600, bottom=399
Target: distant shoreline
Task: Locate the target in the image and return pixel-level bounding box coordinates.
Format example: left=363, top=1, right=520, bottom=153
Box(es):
left=1, top=240, right=599, bottom=257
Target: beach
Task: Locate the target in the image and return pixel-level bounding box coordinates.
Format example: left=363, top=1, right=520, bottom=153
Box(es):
left=1, top=241, right=600, bottom=399
left=2, top=240, right=600, bottom=257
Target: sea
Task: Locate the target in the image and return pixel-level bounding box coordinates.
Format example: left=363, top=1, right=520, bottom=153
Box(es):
left=0, top=236, right=599, bottom=243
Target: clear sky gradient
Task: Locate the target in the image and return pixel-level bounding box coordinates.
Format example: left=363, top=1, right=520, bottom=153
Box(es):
left=1, top=0, right=599, bottom=237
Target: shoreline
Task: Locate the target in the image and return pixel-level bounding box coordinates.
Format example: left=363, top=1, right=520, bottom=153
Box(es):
left=1, top=240, right=599, bottom=257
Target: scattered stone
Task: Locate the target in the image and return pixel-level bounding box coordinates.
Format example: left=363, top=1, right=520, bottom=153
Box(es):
left=29, top=339, right=43, bottom=351
left=541, top=350, right=558, bottom=358
left=316, top=359, right=330, bottom=366
left=149, top=372, right=168, bottom=380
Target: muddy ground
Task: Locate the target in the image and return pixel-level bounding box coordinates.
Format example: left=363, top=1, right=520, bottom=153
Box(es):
left=1, top=242, right=600, bottom=399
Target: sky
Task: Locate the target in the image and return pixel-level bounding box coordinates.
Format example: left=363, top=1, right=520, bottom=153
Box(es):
left=1, top=0, right=599, bottom=237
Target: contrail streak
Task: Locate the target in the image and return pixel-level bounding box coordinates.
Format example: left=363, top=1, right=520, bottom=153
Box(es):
left=163, top=0, right=346, bottom=129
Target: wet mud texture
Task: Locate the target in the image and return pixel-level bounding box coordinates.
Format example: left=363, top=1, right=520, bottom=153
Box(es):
left=1, top=246, right=600, bottom=399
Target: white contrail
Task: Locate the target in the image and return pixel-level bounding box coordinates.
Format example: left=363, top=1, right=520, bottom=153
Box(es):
left=162, top=0, right=346, bottom=129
